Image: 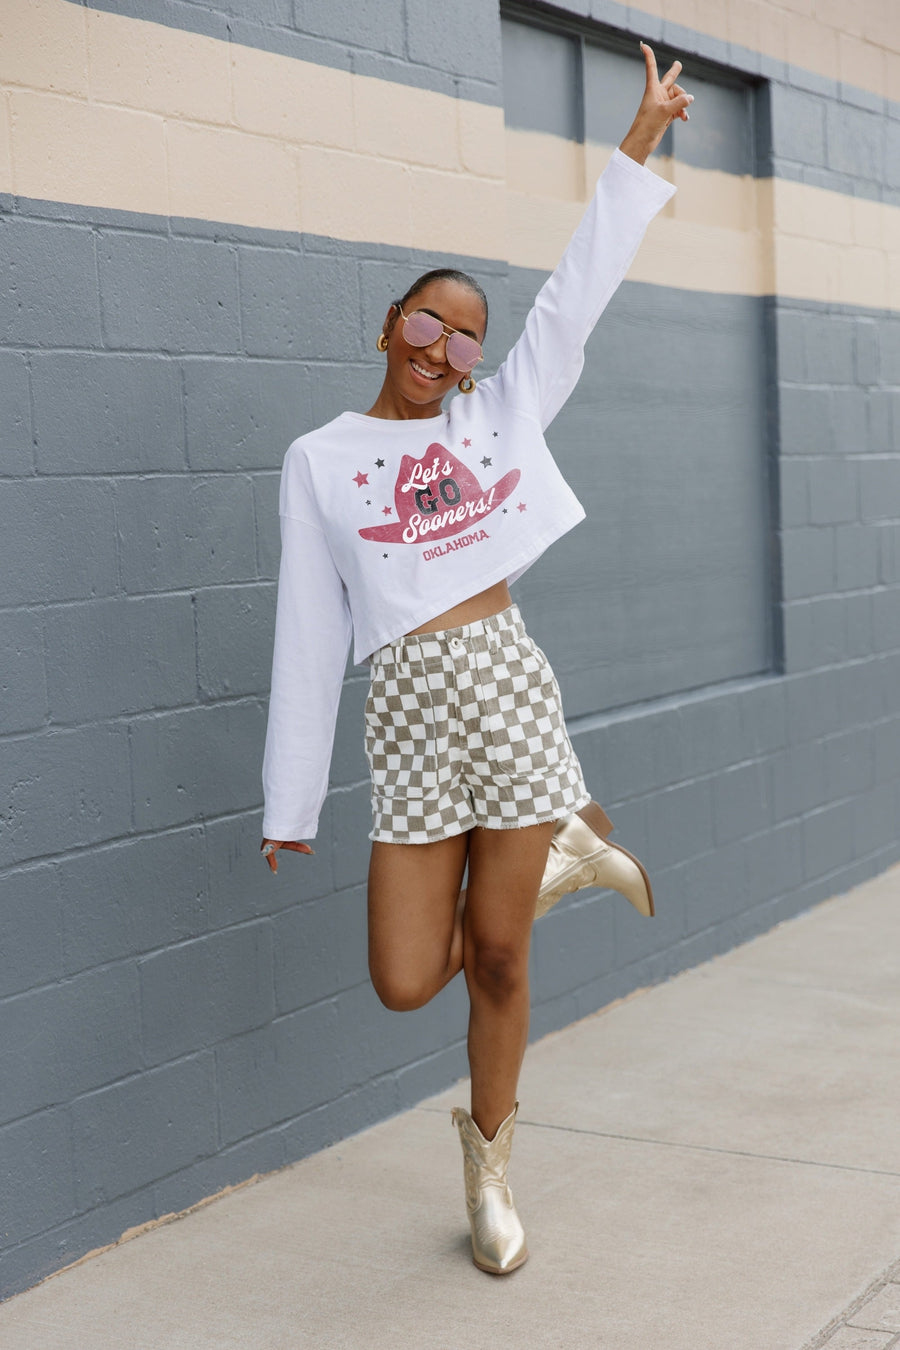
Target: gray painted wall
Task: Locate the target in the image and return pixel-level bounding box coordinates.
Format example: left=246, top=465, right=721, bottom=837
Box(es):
left=516, top=281, right=772, bottom=711
left=2, top=0, right=900, bottom=1301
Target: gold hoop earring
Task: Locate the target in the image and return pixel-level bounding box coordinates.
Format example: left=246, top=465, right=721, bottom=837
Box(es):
left=376, top=332, right=389, bottom=353
left=458, top=374, right=476, bottom=394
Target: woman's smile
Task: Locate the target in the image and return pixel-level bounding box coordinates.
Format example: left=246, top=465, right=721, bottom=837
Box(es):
left=409, top=358, right=445, bottom=383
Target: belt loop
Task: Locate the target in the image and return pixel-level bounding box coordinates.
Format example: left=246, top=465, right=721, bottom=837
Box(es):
left=410, top=639, right=428, bottom=685
left=400, top=634, right=413, bottom=679
left=388, top=633, right=404, bottom=678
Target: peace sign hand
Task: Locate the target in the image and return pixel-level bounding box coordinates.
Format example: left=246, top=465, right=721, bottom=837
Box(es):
left=619, top=43, right=693, bottom=166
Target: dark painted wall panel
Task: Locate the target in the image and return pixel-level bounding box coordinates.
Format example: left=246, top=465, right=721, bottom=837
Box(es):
left=665, top=70, right=756, bottom=174
left=583, top=38, right=648, bottom=146
left=500, top=8, right=899, bottom=203
left=500, top=16, right=580, bottom=140
left=503, top=14, right=758, bottom=177
left=510, top=277, right=771, bottom=710
left=585, top=39, right=756, bottom=175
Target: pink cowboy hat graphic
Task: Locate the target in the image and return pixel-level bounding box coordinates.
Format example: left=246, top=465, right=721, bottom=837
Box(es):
left=359, top=443, right=520, bottom=546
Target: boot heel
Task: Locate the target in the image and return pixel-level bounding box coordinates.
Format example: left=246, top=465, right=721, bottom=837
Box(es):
left=577, top=801, right=614, bottom=840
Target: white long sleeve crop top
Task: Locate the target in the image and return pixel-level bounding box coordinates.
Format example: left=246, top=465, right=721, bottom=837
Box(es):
left=262, top=148, right=676, bottom=840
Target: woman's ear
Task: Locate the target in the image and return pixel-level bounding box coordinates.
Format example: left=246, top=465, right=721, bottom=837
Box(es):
left=384, top=302, right=400, bottom=337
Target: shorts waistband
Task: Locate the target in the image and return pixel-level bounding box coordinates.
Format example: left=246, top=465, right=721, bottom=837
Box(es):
left=373, top=604, right=525, bottom=666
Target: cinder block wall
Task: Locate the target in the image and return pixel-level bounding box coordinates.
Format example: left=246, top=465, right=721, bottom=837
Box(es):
left=2, top=0, right=898, bottom=1298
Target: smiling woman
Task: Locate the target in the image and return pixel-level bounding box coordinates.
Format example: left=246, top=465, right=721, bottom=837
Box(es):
left=371, top=272, right=488, bottom=414
left=260, top=43, right=691, bottom=1276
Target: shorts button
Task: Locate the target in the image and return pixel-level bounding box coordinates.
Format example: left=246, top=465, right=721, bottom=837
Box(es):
left=449, top=636, right=464, bottom=652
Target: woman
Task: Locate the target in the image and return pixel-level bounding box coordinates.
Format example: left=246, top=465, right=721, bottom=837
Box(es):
left=261, top=44, right=692, bottom=1275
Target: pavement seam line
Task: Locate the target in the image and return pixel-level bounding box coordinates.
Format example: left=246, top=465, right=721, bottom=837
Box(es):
left=798, top=1259, right=900, bottom=1349
left=416, top=1107, right=900, bottom=1179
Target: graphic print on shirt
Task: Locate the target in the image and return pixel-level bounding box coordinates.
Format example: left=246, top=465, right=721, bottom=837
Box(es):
left=358, top=443, right=520, bottom=546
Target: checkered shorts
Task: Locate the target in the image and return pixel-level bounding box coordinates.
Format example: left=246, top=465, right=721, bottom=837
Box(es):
left=364, top=604, right=590, bottom=844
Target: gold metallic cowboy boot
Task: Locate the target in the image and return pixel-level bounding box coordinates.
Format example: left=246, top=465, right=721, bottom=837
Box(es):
left=535, top=801, right=654, bottom=920
left=450, top=1103, right=528, bottom=1275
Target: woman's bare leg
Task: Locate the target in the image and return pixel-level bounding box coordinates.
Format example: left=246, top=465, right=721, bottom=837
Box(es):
left=368, top=832, right=470, bottom=1011
left=463, top=820, right=556, bottom=1139
left=368, top=819, right=556, bottom=1140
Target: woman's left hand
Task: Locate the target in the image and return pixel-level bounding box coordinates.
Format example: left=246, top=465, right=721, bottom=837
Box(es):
left=619, top=43, right=693, bottom=165
left=260, top=838, right=314, bottom=874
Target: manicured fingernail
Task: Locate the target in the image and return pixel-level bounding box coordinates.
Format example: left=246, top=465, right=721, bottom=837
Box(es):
left=688, top=94, right=695, bottom=102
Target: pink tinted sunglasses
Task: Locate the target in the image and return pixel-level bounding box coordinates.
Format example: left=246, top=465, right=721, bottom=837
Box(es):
left=396, top=303, right=483, bottom=373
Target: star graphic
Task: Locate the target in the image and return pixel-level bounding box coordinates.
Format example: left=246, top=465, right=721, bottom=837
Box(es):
left=365, top=499, right=371, bottom=506
left=353, top=471, right=369, bottom=487
left=382, top=505, right=392, bottom=516
left=462, top=438, right=472, bottom=448
left=480, top=456, right=492, bottom=468
left=502, top=508, right=508, bottom=514
left=516, top=501, right=527, bottom=513
left=375, top=458, right=385, bottom=468
left=492, top=431, right=498, bottom=438
left=383, top=553, right=388, bottom=559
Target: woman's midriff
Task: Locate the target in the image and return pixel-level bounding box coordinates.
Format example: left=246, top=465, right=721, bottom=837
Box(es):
left=405, top=580, right=513, bottom=636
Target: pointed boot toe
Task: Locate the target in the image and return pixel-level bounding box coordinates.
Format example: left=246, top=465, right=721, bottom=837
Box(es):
left=536, top=801, right=654, bottom=919
left=591, top=838, right=654, bottom=917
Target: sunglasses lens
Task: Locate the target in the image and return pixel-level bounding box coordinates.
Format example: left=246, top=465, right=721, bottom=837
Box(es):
left=402, top=311, right=443, bottom=347
left=446, top=333, right=483, bottom=372
left=401, top=309, right=482, bottom=371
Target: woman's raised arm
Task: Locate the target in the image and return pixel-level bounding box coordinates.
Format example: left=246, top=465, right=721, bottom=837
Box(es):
left=478, top=44, right=691, bottom=431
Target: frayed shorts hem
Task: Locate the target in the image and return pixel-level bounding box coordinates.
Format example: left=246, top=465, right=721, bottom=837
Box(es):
left=367, top=789, right=591, bottom=846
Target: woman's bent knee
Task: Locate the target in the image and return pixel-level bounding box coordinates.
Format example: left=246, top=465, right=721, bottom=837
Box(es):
left=467, top=941, right=528, bottom=1002
left=369, top=962, right=437, bottom=1013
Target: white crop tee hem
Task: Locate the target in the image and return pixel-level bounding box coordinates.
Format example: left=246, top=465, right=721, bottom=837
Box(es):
left=262, top=148, right=676, bottom=841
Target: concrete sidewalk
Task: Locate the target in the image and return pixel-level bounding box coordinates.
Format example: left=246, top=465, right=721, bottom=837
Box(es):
left=2, top=865, right=900, bottom=1350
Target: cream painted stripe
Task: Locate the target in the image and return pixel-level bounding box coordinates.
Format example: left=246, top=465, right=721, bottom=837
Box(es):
left=768, top=178, right=900, bottom=311
left=0, top=0, right=508, bottom=256
left=506, top=128, right=900, bottom=310
left=2, top=0, right=899, bottom=310
left=622, top=0, right=899, bottom=104
left=507, top=129, right=773, bottom=298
